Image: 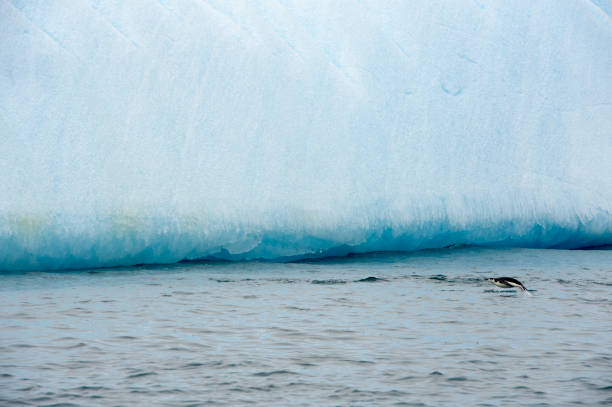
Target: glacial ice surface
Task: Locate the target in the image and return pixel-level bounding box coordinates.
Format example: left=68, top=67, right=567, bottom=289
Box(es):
left=1, top=0, right=611, bottom=270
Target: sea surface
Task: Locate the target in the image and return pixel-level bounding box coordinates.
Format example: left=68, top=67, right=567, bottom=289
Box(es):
left=1, top=247, right=611, bottom=406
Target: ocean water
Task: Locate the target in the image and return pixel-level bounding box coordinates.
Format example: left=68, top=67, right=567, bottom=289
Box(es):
left=1, top=247, right=611, bottom=406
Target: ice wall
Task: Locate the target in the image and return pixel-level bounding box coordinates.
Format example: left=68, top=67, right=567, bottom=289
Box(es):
left=1, top=0, right=611, bottom=270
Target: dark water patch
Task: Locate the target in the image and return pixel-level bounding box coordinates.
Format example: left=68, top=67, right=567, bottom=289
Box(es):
left=39, top=404, right=81, bottom=407
left=181, top=362, right=207, bottom=369
left=312, top=279, right=346, bottom=284
left=11, top=343, right=36, bottom=348
left=0, top=399, right=30, bottom=406
left=270, top=326, right=300, bottom=334
left=57, top=342, right=87, bottom=350
left=72, top=386, right=109, bottom=391
left=447, top=376, right=468, bottom=381
left=324, top=328, right=356, bottom=334
left=157, top=388, right=185, bottom=394
left=128, top=388, right=151, bottom=394
left=350, top=388, right=410, bottom=397
left=182, top=361, right=223, bottom=368
left=229, top=387, right=251, bottom=392
left=9, top=313, right=35, bottom=320
left=468, top=359, right=496, bottom=365
left=248, top=384, right=276, bottom=392
left=252, top=370, right=297, bottom=377
left=216, top=381, right=238, bottom=386
left=171, top=291, right=195, bottom=295
left=429, top=274, right=447, bottom=281
left=575, top=244, right=612, bottom=250
left=430, top=371, right=443, bottom=375
left=277, top=381, right=307, bottom=388
left=265, top=278, right=299, bottom=283
left=0, top=373, right=14, bottom=378
left=126, top=372, right=158, bottom=379
left=286, top=306, right=310, bottom=311
left=579, top=297, right=611, bottom=304
left=221, top=361, right=256, bottom=368
left=165, top=346, right=195, bottom=352
left=557, top=278, right=572, bottom=284
left=55, top=393, right=82, bottom=399
left=355, top=276, right=387, bottom=282
left=32, top=396, right=54, bottom=402
left=66, top=360, right=97, bottom=369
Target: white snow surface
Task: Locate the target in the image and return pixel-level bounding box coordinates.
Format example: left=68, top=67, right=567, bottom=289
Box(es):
left=1, top=0, right=611, bottom=270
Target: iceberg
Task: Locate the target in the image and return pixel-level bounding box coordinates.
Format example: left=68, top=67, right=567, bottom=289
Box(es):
left=1, top=0, right=611, bottom=270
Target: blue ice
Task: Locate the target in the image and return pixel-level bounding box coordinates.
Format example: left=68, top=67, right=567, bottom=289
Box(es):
left=0, top=0, right=611, bottom=270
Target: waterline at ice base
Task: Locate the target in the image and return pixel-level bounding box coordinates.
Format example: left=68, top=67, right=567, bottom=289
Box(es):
left=1, top=1, right=611, bottom=271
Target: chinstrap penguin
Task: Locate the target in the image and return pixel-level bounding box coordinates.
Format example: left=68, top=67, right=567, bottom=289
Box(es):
left=486, top=277, right=527, bottom=291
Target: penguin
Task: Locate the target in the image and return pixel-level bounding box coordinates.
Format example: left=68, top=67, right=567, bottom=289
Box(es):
left=486, top=277, right=527, bottom=291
